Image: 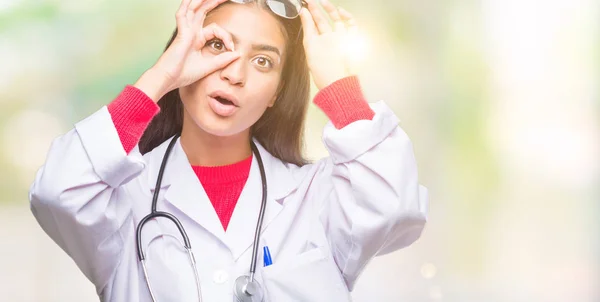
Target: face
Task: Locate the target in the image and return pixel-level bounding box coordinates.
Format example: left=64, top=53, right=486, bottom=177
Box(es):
left=179, top=2, right=287, bottom=137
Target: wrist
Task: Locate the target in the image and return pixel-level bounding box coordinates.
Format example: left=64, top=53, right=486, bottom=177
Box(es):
left=315, top=70, right=353, bottom=91
left=133, top=69, right=172, bottom=102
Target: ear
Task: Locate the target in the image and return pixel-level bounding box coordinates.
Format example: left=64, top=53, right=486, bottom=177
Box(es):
left=268, top=80, right=285, bottom=107
left=268, top=94, right=277, bottom=107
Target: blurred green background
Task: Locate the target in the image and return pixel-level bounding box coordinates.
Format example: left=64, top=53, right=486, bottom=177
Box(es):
left=1, top=0, right=598, bottom=301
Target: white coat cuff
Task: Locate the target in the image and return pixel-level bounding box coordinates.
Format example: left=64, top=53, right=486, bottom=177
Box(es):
left=322, top=101, right=400, bottom=164
left=74, top=106, right=146, bottom=188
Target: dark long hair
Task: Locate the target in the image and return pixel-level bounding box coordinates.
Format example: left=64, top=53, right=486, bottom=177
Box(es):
left=139, top=1, right=311, bottom=166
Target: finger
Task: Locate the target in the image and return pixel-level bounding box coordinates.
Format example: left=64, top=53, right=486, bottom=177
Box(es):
left=192, top=0, right=228, bottom=30
left=191, top=0, right=215, bottom=31
left=305, top=0, right=331, bottom=34
left=176, top=0, right=192, bottom=34
left=177, top=0, right=192, bottom=16
left=321, top=0, right=344, bottom=32
left=203, top=51, right=241, bottom=75
left=197, top=23, right=235, bottom=51
left=189, top=0, right=218, bottom=28
left=298, top=7, right=319, bottom=38
left=196, top=0, right=228, bottom=15
left=338, top=6, right=357, bottom=30
left=186, top=0, right=201, bottom=28
left=190, top=0, right=206, bottom=11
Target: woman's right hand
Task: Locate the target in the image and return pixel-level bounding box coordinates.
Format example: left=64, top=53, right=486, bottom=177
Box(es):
left=135, top=0, right=238, bottom=102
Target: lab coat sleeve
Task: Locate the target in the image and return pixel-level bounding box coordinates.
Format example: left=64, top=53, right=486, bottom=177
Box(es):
left=29, top=106, right=146, bottom=294
left=316, top=100, right=429, bottom=290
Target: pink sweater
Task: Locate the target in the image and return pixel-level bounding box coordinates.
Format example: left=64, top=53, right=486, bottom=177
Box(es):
left=107, top=76, right=374, bottom=230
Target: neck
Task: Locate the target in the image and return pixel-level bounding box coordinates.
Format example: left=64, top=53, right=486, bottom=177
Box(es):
left=180, top=119, right=252, bottom=167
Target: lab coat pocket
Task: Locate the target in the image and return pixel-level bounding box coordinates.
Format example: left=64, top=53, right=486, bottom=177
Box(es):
left=261, top=246, right=351, bottom=302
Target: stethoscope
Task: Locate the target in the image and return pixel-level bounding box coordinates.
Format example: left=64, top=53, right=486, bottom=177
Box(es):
left=136, top=133, right=268, bottom=302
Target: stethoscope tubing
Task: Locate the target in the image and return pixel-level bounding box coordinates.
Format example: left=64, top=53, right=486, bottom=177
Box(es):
left=135, top=134, right=268, bottom=302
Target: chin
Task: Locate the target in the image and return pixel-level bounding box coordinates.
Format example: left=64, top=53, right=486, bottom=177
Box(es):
left=193, top=109, right=252, bottom=138
left=182, top=95, right=263, bottom=138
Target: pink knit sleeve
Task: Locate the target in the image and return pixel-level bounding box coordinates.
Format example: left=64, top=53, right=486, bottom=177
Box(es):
left=313, top=76, right=375, bottom=129
left=106, top=85, right=160, bottom=154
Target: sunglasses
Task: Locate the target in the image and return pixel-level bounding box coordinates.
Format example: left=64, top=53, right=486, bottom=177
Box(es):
left=230, top=0, right=308, bottom=19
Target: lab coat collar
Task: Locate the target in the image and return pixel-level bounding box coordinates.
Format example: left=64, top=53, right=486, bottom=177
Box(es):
left=146, top=136, right=299, bottom=260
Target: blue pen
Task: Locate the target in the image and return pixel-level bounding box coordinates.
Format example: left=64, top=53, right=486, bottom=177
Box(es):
left=263, top=246, right=273, bottom=267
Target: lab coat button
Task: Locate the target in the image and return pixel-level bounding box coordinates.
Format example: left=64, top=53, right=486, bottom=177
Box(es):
left=213, top=270, right=228, bottom=284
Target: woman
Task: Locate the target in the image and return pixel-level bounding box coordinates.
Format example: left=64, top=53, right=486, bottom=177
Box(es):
left=29, top=0, right=429, bottom=301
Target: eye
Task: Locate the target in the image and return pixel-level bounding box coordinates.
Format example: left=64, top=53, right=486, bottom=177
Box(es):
left=206, top=39, right=225, bottom=52
left=253, top=56, right=274, bottom=69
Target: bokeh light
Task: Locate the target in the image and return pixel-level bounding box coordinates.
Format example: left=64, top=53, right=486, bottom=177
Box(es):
left=0, top=0, right=598, bottom=301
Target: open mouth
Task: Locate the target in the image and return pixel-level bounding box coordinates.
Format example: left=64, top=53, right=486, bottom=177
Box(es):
left=214, top=96, right=236, bottom=106
left=208, top=93, right=240, bottom=117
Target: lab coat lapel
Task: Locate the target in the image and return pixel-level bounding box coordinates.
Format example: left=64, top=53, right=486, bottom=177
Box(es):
left=152, top=136, right=226, bottom=242
left=224, top=139, right=298, bottom=260
left=147, top=136, right=300, bottom=260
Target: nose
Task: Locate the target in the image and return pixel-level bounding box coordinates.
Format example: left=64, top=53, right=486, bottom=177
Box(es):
left=219, top=56, right=246, bottom=86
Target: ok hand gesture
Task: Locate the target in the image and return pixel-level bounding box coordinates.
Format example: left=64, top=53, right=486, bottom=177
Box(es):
left=136, top=0, right=239, bottom=101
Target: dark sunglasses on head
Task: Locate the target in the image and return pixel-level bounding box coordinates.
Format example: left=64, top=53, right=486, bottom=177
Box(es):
left=230, top=0, right=308, bottom=19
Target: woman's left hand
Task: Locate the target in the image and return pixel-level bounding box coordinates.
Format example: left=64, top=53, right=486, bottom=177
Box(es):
left=299, top=0, right=358, bottom=90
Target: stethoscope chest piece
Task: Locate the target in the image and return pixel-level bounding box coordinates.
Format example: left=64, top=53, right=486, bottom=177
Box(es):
left=233, top=275, right=264, bottom=302
left=138, top=135, right=270, bottom=302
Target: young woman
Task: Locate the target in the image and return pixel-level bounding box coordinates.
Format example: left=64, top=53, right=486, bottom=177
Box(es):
left=29, top=0, right=429, bottom=301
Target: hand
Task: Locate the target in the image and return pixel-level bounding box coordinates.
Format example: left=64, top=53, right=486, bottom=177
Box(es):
left=299, top=0, right=358, bottom=90
left=136, top=0, right=239, bottom=101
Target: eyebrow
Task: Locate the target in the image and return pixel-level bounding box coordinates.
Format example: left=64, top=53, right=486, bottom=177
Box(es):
left=230, top=33, right=282, bottom=58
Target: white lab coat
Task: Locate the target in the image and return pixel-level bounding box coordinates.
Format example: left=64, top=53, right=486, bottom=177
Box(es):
left=29, top=100, right=428, bottom=302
